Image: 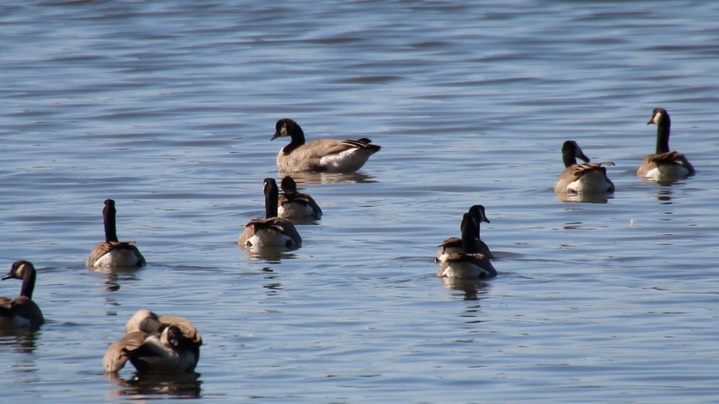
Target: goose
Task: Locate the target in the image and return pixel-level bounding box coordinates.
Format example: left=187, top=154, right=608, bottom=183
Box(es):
left=0, top=260, right=44, bottom=331
left=278, top=175, right=323, bottom=221
left=238, top=178, right=302, bottom=249
left=437, top=213, right=497, bottom=279
left=554, top=140, right=615, bottom=194
left=86, top=199, right=146, bottom=268
left=637, top=108, right=695, bottom=182
left=103, top=309, right=202, bottom=374
left=271, top=118, right=381, bottom=173
left=436, top=205, right=494, bottom=262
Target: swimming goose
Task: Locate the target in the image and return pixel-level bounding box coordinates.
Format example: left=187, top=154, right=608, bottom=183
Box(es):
left=0, top=260, right=44, bottom=331
left=278, top=175, right=323, bottom=221
left=103, top=309, right=202, bottom=374
left=437, top=213, right=497, bottom=279
left=554, top=140, right=615, bottom=194
left=637, top=108, right=695, bottom=182
left=272, top=118, right=381, bottom=173
left=86, top=199, right=146, bottom=268
left=238, top=178, right=302, bottom=249
left=436, top=205, right=494, bottom=262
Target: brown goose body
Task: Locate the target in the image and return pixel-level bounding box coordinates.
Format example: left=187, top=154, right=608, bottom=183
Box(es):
left=637, top=108, right=695, bottom=182
left=238, top=178, right=302, bottom=249
left=554, top=140, right=615, bottom=194
left=272, top=118, right=381, bottom=173
left=87, top=199, right=146, bottom=268
left=0, top=260, right=44, bottom=331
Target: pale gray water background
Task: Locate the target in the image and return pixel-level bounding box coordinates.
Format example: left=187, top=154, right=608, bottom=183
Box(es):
left=1, top=0, right=718, bottom=402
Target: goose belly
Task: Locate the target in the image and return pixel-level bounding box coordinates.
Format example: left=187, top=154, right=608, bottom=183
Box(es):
left=319, top=149, right=373, bottom=172
left=439, top=261, right=486, bottom=279
left=245, top=229, right=294, bottom=248
left=279, top=203, right=316, bottom=219
left=93, top=250, right=144, bottom=268
left=567, top=171, right=613, bottom=193
left=645, top=165, right=690, bottom=182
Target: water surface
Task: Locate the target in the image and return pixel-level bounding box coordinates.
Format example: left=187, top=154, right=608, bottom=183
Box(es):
left=2, top=1, right=719, bottom=402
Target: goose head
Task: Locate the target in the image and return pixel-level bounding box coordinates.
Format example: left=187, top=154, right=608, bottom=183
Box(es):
left=280, top=176, right=298, bottom=194
left=3, top=260, right=37, bottom=299
left=561, top=140, right=591, bottom=167
left=271, top=118, right=304, bottom=142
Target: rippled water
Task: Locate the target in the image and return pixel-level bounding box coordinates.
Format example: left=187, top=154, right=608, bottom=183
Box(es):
left=2, top=1, right=719, bottom=402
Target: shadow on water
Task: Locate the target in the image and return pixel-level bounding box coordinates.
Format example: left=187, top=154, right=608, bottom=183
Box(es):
left=657, top=187, right=673, bottom=204
left=438, top=277, right=492, bottom=301
left=239, top=245, right=301, bottom=262
left=0, top=330, right=40, bottom=354
left=105, top=371, right=202, bottom=399
left=277, top=171, right=377, bottom=185
left=89, top=266, right=143, bottom=293
left=555, top=192, right=612, bottom=204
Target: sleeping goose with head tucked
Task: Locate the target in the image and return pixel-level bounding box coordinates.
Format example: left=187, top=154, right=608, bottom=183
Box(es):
left=238, top=178, right=302, bottom=250
left=0, top=260, right=44, bottom=331
left=637, top=108, right=695, bottom=183
left=554, top=140, right=615, bottom=194
left=103, top=309, right=202, bottom=374
left=86, top=199, right=146, bottom=269
left=272, top=118, right=381, bottom=173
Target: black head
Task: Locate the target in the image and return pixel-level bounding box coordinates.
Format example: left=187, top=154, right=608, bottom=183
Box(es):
left=280, top=176, right=298, bottom=194
left=263, top=178, right=278, bottom=194
left=103, top=199, right=116, bottom=213
left=562, top=140, right=590, bottom=166
left=647, top=108, right=670, bottom=126
left=468, top=205, right=490, bottom=224
left=3, top=260, right=33, bottom=281
left=272, top=118, right=303, bottom=141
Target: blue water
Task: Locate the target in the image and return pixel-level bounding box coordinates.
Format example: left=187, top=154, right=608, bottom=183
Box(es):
left=2, top=1, right=719, bottom=402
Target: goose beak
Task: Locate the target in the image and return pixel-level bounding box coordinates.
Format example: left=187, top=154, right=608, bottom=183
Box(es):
left=271, top=133, right=280, bottom=141
left=1, top=273, right=11, bottom=281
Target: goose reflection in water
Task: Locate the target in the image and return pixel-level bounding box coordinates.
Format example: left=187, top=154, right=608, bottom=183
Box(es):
left=439, top=277, right=492, bottom=301
left=278, top=171, right=377, bottom=186
left=105, top=371, right=202, bottom=399
left=555, top=192, right=612, bottom=204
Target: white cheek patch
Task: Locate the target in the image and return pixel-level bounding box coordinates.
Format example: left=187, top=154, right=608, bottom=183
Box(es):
left=652, top=111, right=662, bottom=124
left=280, top=124, right=288, bottom=136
